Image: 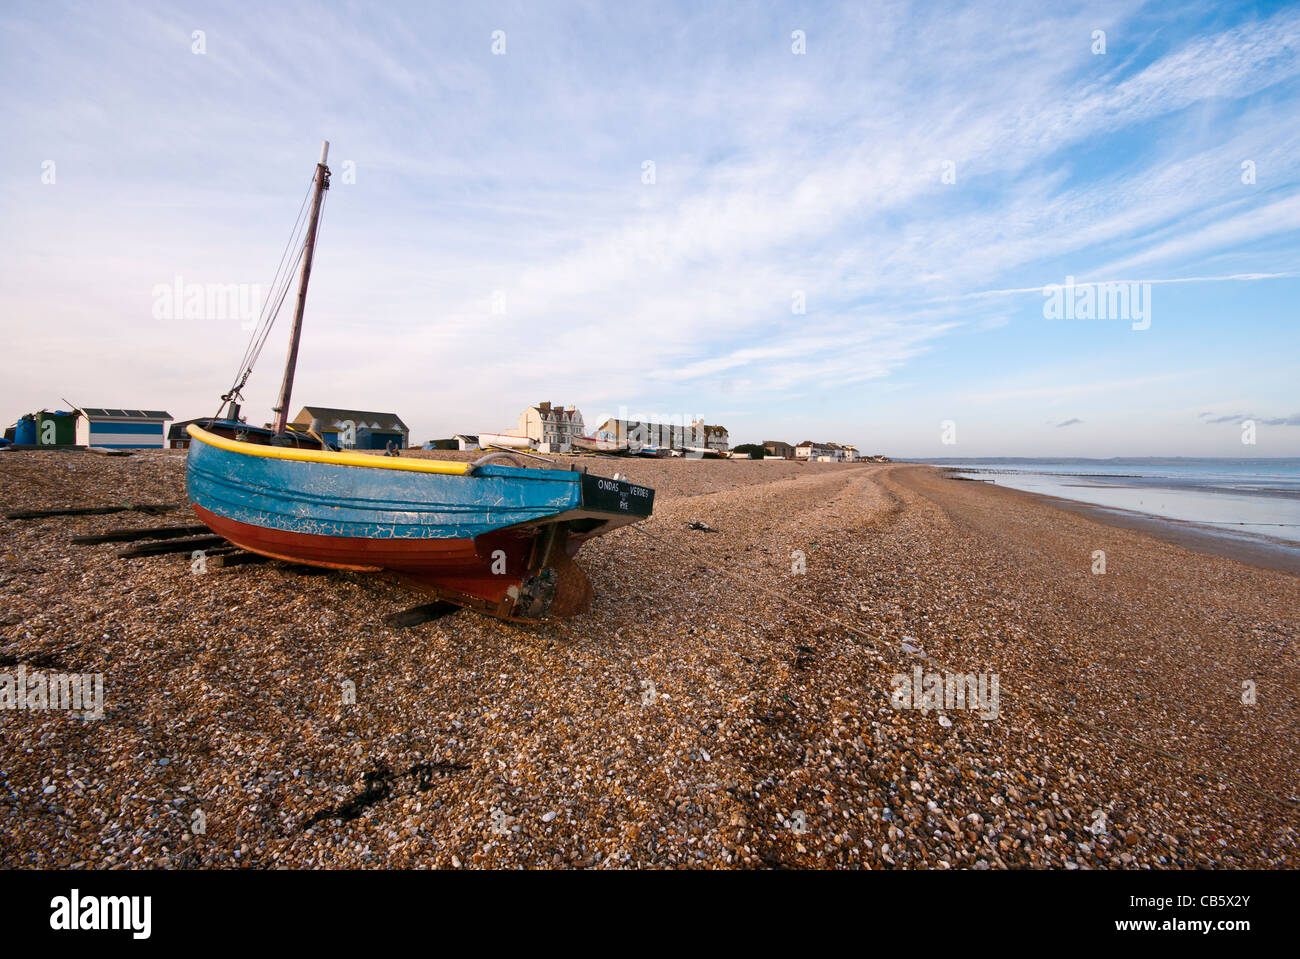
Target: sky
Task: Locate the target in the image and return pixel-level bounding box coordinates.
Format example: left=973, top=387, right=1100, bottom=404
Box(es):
left=1, top=0, right=1297, bottom=457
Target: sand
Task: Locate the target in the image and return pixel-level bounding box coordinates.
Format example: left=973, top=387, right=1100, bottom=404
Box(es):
left=0, top=449, right=1295, bottom=868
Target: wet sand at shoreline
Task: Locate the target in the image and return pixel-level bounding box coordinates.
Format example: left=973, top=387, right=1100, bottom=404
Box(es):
left=948, top=477, right=1300, bottom=575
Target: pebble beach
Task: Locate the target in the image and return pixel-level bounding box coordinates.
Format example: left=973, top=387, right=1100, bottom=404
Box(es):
left=1, top=449, right=1296, bottom=869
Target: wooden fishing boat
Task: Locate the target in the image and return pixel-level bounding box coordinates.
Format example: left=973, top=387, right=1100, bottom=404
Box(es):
left=185, top=142, right=655, bottom=619
left=682, top=445, right=725, bottom=459
left=571, top=434, right=630, bottom=455
left=186, top=424, right=652, bottom=618
left=477, top=431, right=534, bottom=451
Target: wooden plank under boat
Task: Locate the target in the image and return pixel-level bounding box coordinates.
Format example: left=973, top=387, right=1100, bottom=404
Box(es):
left=185, top=424, right=654, bottom=619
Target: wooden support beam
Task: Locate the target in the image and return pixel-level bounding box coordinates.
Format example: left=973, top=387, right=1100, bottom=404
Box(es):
left=6, top=503, right=179, bottom=520
left=116, top=535, right=228, bottom=559
left=187, top=545, right=240, bottom=558
left=383, top=601, right=461, bottom=628
left=209, top=551, right=273, bottom=569
left=71, top=524, right=211, bottom=545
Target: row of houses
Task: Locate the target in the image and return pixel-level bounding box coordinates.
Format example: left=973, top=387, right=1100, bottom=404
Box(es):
left=3, top=400, right=732, bottom=456
left=3, top=406, right=412, bottom=451
left=795, top=440, right=859, bottom=462
left=761, top=440, right=871, bottom=462
left=496, top=402, right=730, bottom=454
left=8, top=401, right=886, bottom=461
left=598, top=417, right=729, bottom=452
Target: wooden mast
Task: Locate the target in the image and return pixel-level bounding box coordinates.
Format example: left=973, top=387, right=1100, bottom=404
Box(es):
left=272, top=140, right=330, bottom=437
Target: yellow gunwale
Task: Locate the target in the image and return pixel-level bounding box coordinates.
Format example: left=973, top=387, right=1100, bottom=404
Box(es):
left=186, top=424, right=470, bottom=475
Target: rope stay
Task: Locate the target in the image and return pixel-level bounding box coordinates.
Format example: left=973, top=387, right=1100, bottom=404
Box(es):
left=213, top=172, right=319, bottom=422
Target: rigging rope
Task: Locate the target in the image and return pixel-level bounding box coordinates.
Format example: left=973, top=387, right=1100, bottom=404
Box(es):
left=214, top=171, right=318, bottom=421
left=236, top=173, right=314, bottom=373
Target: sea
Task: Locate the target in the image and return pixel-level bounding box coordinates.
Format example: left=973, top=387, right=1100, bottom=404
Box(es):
left=919, top=458, right=1300, bottom=550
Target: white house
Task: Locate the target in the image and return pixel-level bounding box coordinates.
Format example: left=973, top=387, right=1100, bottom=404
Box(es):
left=512, top=401, right=584, bottom=453
left=796, top=441, right=857, bottom=462
left=698, top=420, right=729, bottom=451
left=795, top=440, right=833, bottom=461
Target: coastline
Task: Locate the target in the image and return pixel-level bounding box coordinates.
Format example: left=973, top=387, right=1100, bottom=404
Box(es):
left=938, top=471, right=1300, bottom=576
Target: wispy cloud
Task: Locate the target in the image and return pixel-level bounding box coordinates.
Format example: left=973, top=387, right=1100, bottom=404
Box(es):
left=1201, top=411, right=1300, bottom=426
left=1, top=1, right=1298, bottom=456
left=935, top=272, right=1299, bottom=303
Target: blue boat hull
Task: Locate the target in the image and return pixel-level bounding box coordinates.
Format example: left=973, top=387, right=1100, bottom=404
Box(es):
left=184, top=426, right=654, bottom=618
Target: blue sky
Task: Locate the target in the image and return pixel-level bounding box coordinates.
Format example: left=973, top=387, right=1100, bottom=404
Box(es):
left=1, top=0, right=1297, bottom=456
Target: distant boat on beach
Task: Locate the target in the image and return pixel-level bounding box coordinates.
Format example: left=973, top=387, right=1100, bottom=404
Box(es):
left=682, top=446, right=725, bottom=459
left=476, top=432, right=535, bottom=451
left=572, top=434, right=631, bottom=455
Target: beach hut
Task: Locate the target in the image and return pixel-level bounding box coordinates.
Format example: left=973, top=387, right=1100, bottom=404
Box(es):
left=75, top=409, right=172, bottom=448
left=290, top=406, right=409, bottom=450
left=3, top=410, right=80, bottom=447
left=38, top=410, right=80, bottom=445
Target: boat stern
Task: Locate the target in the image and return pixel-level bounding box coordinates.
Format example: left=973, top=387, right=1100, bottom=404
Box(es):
left=577, top=472, right=655, bottom=525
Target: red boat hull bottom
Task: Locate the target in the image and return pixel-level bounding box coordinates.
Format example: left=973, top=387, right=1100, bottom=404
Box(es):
left=191, top=504, right=590, bottom=617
